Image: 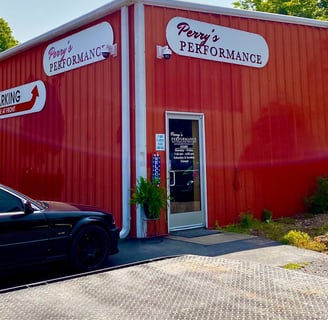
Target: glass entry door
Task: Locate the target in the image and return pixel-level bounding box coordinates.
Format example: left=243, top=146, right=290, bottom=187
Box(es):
left=166, top=113, right=206, bottom=231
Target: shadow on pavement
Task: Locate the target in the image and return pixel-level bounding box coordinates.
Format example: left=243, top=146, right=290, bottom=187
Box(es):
left=0, top=230, right=281, bottom=291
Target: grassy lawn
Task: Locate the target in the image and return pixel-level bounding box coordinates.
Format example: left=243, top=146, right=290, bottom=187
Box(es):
left=218, top=212, right=328, bottom=252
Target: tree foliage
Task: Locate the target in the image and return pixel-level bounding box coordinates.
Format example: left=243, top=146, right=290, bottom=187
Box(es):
left=233, top=0, right=328, bottom=20
left=0, top=18, right=18, bottom=52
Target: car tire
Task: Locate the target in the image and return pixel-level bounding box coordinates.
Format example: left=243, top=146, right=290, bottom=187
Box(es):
left=70, top=224, right=110, bottom=272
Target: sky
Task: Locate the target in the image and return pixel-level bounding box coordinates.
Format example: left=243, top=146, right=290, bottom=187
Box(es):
left=1, top=0, right=234, bottom=44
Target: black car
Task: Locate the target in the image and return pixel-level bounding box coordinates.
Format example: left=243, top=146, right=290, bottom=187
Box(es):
left=0, top=183, right=119, bottom=273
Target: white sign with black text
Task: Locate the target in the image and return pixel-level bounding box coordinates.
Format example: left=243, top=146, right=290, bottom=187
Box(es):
left=43, top=22, right=114, bottom=76
left=166, top=17, right=269, bottom=68
left=0, top=81, right=46, bottom=119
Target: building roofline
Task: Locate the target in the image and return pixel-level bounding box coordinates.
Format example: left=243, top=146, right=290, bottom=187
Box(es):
left=1, top=0, right=327, bottom=61
left=0, top=0, right=131, bottom=61
left=146, top=0, right=328, bottom=28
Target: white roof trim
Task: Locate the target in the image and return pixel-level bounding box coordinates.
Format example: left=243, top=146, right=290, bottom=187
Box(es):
left=0, top=0, right=132, bottom=61
left=145, top=0, right=328, bottom=27
left=1, top=0, right=327, bottom=61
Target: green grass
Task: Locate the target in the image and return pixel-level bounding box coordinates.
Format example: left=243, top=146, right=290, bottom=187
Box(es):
left=314, top=222, right=328, bottom=237
left=221, top=218, right=295, bottom=242
left=283, top=262, right=309, bottom=270
left=218, top=213, right=327, bottom=251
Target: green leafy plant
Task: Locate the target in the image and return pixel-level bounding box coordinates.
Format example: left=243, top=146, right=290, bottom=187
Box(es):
left=281, top=230, right=326, bottom=252
left=315, top=222, right=328, bottom=236
left=262, top=209, right=273, bottom=223
left=239, top=210, right=254, bottom=228
left=283, top=262, right=309, bottom=270
left=130, top=177, right=169, bottom=220
left=305, top=175, right=328, bottom=214
left=221, top=211, right=260, bottom=234
left=219, top=211, right=328, bottom=252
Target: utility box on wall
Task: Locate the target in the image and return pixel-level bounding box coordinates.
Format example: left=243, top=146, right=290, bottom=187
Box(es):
left=0, top=0, right=327, bottom=238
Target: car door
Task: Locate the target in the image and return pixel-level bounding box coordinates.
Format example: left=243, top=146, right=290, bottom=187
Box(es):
left=0, top=188, right=48, bottom=269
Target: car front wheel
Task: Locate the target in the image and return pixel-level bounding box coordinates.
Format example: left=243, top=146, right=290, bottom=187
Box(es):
left=70, top=225, right=110, bottom=272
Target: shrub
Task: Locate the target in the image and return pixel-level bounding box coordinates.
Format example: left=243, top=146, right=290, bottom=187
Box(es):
left=316, top=223, right=328, bottom=236
left=239, top=211, right=254, bottom=228
left=262, top=209, right=273, bottom=223
left=282, top=230, right=326, bottom=252
left=305, top=175, right=328, bottom=214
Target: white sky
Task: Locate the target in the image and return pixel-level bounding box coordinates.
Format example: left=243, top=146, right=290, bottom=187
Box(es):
left=1, top=0, right=234, bottom=44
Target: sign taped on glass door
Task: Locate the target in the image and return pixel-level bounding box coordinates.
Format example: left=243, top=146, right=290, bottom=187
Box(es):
left=166, top=112, right=207, bottom=231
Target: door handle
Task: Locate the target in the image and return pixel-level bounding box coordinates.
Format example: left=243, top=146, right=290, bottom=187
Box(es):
left=169, top=171, right=175, bottom=187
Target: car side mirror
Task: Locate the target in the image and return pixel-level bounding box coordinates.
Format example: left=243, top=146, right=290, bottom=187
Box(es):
left=24, top=201, right=34, bottom=215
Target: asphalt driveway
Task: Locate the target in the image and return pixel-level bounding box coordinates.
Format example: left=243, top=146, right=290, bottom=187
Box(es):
left=1, top=229, right=328, bottom=319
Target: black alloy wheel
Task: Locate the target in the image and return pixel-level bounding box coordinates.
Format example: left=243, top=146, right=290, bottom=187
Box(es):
left=70, top=225, right=110, bottom=272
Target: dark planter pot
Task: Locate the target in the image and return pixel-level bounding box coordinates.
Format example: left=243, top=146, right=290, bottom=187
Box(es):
left=143, top=203, right=160, bottom=220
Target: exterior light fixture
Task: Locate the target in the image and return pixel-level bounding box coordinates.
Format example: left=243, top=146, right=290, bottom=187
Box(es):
left=156, top=45, right=172, bottom=60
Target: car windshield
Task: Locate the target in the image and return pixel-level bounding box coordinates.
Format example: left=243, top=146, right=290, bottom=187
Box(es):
left=0, top=184, right=46, bottom=210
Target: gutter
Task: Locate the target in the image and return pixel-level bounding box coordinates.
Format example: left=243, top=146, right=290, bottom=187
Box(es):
left=134, top=2, right=148, bottom=238
left=120, top=5, right=131, bottom=239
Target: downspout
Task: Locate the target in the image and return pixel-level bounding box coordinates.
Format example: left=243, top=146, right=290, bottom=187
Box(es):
left=120, top=5, right=131, bottom=239
left=134, top=2, right=147, bottom=238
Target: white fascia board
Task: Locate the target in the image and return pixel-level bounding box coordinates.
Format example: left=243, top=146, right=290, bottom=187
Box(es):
left=1, top=0, right=327, bottom=62
left=0, top=0, right=133, bottom=61
left=143, top=0, right=328, bottom=28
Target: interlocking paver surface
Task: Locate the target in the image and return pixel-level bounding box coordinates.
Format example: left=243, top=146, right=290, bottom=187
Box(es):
left=1, top=255, right=328, bottom=319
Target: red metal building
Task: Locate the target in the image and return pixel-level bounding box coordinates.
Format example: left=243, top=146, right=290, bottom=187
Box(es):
left=0, top=0, right=327, bottom=238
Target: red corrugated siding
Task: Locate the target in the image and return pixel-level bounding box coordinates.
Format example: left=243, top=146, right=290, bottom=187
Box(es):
left=145, top=5, right=328, bottom=228
left=1, top=3, right=327, bottom=237
left=0, top=12, right=123, bottom=226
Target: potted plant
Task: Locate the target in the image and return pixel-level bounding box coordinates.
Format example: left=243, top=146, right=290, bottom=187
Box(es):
left=130, top=176, right=169, bottom=220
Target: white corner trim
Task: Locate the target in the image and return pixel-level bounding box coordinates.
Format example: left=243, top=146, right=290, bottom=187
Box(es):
left=120, top=5, right=132, bottom=239
left=134, top=2, right=148, bottom=238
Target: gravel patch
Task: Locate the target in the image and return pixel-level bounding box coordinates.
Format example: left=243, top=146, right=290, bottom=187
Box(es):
left=300, top=256, right=328, bottom=278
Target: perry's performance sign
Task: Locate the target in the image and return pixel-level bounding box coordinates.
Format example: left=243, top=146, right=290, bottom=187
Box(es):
left=43, top=22, right=114, bottom=76
left=166, top=17, right=269, bottom=68
left=0, top=80, right=46, bottom=119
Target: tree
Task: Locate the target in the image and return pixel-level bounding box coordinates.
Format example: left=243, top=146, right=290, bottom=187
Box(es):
left=233, top=0, right=328, bottom=20
left=0, top=18, right=18, bottom=52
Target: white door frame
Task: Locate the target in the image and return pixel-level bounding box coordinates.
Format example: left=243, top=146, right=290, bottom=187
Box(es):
left=165, top=111, right=208, bottom=231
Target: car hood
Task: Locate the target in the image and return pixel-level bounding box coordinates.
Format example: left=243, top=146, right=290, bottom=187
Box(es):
left=41, top=201, right=107, bottom=213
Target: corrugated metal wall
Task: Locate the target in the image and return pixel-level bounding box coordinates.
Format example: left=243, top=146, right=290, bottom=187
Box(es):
left=1, top=2, right=327, bottom=236
left=0, top=12, right=123, bottom=226
left=145, top=5, right=328, bottom=228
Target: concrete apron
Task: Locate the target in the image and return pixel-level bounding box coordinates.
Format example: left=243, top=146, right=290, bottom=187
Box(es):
left=1, top=255, right=328, bottom=319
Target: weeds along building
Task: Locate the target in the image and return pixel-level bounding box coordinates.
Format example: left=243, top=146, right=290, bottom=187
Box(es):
left=0, top=0, right=327, bottom=238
